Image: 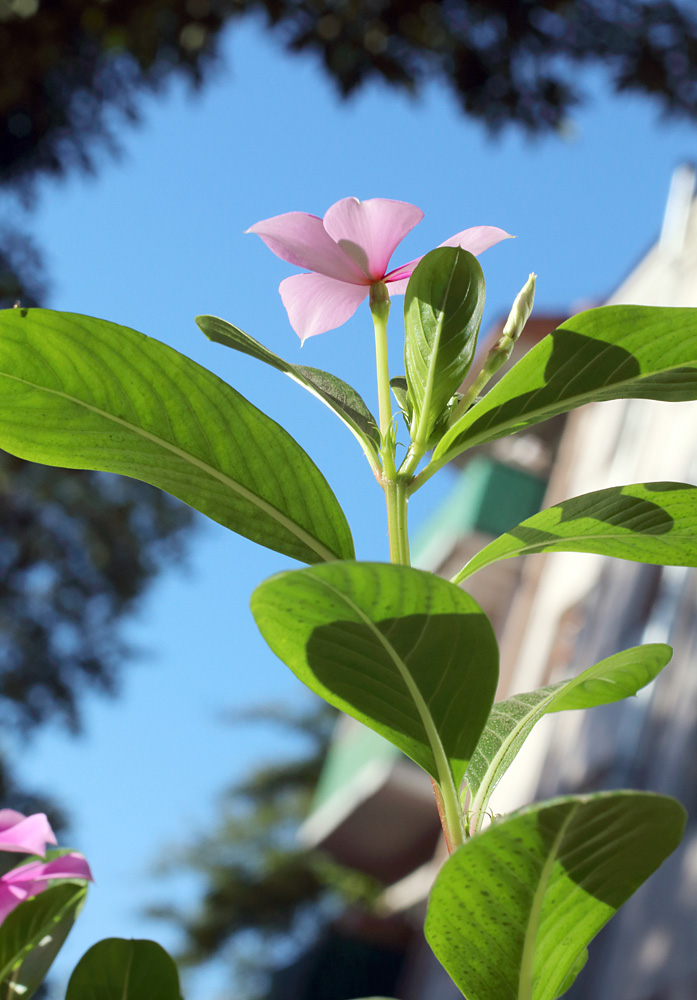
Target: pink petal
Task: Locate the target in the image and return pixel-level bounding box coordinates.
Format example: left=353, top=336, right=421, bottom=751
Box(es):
left=0, top=883, right=29, bottom=922
left=0, top=812, right=56, bottom=857
left=323, top=198, right=424, bottom=281
left=439, top=225, right=514, bottom=256
left=5, top=853, right=93, bottom=884
left=383, top=275, right=411, bottom=297
left=384, top=226, right=514, bottom=288
left=279, top=273, right=369, bottom=343
left=247, top=212, right=365, bottom=283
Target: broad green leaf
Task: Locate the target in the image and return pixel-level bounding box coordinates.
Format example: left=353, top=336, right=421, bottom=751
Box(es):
left=425, top=791, right=686, bottom=1000
left=251, top=562, right=498, bottom=789
left=0, top=883, right=87, bottom=999
left=465, top=644, right=671, bottom=831
left=454, top=482, right=697, bottom=583
left=196, top=315, right=381, bottom=466
left=0, top=309, right=354, bottom=564
left=66, top=938, right=182, bottom=1000
left=433, top=304, right=697, bottom=464
left=554, top=948, right=587, bottom=999
left=405, top=247, right=485, bottom=449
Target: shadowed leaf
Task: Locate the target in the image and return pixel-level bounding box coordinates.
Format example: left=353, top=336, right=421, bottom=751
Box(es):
left=251, top=562, right=498, bottom=789
left=426, top=792, right=686, bottom=1000
left=434, top=305, right=697, bottom=464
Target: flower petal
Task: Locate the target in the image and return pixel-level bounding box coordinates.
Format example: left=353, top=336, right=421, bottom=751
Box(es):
left=4, top=852, right=93, bottom=884
left=0, top=812, right=56, bottom=857
left=385, top=226, right=514, bottom=288
left=323, top=198, right=424, bottom=281
left=247, top=212, right=365, bottom=283
left=279, top=273, right=369, bottom=343
left=439, top=225, right=514, bottom=256
left=0, top=883, right=29, bottom=922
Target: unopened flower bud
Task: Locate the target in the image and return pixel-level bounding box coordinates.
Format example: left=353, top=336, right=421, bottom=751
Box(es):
left=501, top=272, right=536, bottom=344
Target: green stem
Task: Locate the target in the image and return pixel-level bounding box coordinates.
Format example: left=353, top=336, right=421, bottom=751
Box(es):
left=384, top=476, right=411, bottom=565
left=370, top=283, right=394, bottom=468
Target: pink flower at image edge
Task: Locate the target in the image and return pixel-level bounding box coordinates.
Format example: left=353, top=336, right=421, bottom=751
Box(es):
left=247, top=197, right=512, bottom=342
left=0, top=810, right=92, bottom=923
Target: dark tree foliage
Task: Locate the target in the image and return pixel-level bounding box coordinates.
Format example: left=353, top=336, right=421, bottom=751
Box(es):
left=0, top=452, right=192, bottom=733
left=151, top=702, right=379, bottom=999
left=3, top=0, right=697, bottom=196
left=3, top=0, right=697, bottom=298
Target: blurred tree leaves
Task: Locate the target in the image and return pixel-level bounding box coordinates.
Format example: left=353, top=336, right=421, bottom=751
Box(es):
left=3, top=1, right=697, bottom=304
left=3, top=0, right=697, bottom=198
left=150, top=702, right=379, bottom=1000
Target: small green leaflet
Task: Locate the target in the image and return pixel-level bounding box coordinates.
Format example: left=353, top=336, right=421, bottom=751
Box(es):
left=425, top=792, right=686, bottom=1000
left=0, top=309, right=354, bottom=565
left=197, top=315, right=381, bottom=468
left=433, top=304, right=697, bottom=464
left=251, top=561, right=498, bottom=791
left=465, top=644, right=672, bottom=831
left=66, top=938, right=182, bottom=1000
left=454, top=482, right=697, bottom=583
left=404, top=247, right=485, bottom=449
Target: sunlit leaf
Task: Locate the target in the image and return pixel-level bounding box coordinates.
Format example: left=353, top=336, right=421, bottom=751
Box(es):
left=197, top=314, right=380, bottom=466
left=405, top=247, right=485, bottom=448
left=0, top=309, right=354, bottom=564
left=465, top=644, right=672, bottom=830
left=454, top=482, right=697, bottom=583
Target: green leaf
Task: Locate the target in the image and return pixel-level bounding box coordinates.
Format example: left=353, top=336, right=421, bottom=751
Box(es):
left=251, top=561, right=498, bottom=790
left=554, top=948, right=587, bottom=998
left=0, top=309, right=354, bottom=564
left=433, top=304, right=697, bottom=464
left=425, top=791, right=686, bottom=1000
left=196, top=315, right=381, bottom=467
left=389, top=376, right=412, bottom=424
left=405, top=247, right=485, bottom=449
left=465, top=644, right=672, bottom=831
left=66, top=938, right=182, bottom=1000
left=0, top=883, right=87, bottom=999
left=454, top=482, right=697, bottom=583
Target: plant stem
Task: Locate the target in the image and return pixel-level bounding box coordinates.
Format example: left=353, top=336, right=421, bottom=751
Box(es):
left=370, top=283, right=394, bottom=467
left=384, top=476, right=411, bottom=565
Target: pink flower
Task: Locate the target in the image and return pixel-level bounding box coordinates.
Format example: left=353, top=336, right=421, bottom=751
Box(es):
left=0, top=811, right=92, bottom=923
left=0, top=809, right=57, bottom=857
left=0, top=853, right=93, bottom=922
left=247, top=197, right=512, bottom=343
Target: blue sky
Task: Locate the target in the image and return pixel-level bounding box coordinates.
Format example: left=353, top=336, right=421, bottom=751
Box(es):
left=6, top=16, right=697, bottom=999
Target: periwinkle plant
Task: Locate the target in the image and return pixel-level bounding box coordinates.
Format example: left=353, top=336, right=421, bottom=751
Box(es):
left=0, top=196, right=695, bottom=999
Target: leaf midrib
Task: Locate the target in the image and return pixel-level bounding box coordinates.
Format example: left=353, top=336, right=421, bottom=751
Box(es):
left=0, top=370, right=338, bottom=563
left=468, top=689, right=558, bottom=831
left=518, top=806, right=578, bottom=1000
left=312, top=576, right=453, bottom=786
